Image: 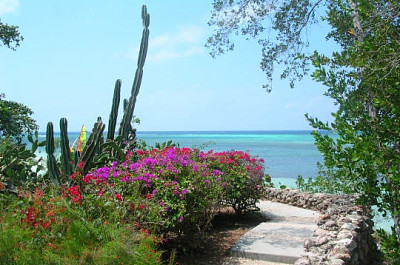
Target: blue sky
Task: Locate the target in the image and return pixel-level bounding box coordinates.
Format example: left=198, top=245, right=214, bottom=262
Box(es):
left=0, top=0, right=337, bottom=132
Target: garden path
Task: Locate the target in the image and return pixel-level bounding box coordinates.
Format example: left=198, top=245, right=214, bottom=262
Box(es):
left=223, top=201, right=320, bottom=264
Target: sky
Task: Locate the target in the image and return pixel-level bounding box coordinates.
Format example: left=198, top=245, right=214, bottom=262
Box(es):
left=0, top=0, right=338, bottom=132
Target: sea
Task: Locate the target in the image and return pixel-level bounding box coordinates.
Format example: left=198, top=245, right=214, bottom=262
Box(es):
left=37, top=130, right=321, bottom=187
left=35, top=130, right=392, bottom=231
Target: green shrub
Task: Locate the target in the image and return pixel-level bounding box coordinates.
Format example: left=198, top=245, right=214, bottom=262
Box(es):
left=0, top=187, right=162, bottom=265
left=0, top=132, right=45, bottom=189
left=376, top=227, right=400, bottom=264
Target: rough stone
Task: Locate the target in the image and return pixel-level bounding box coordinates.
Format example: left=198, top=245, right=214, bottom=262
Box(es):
left=294, top=257, right=311, bottom=265
left=262, top=188, right=380, bottom=264
left=336, top=238, right=357, bottom=252
left=314, top=228, right=329, bottom=236
left=316, top=236, right=329, bottom=246
left=329, top=258, right=346, bottom=265
left=325, top=220, right=337, bottom=227
left=340, top=223, right=358, bottom=230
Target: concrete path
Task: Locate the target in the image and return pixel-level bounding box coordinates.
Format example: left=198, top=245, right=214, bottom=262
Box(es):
left=224, top=201, right=320, bottom=264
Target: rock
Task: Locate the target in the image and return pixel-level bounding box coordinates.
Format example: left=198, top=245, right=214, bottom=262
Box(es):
left=329, top=258, right=346, bottom=265
left=336, top=238, right=357, bottom=251
left=325, top=220, right=337, bottom=227
left=337, top=231, right=354, bottom=240
left=315, top=228, right=329, bottom=236
left=330, top=253, right=352, bottom=263
left=340, top=223, right=358, bottom=231
left=316, top=236, right=329, bottom=246
left=320, top=213, right=331, bottom=220
left=304, top=238, right=314, bottom=248
left=294, top=257, right=310, bottom=265
left=331, top=247, right=352, bottom=262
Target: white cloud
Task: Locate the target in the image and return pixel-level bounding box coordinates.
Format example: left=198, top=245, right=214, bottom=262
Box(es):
left=128, top=25, right=206, bottom=63
left=0, top=0, right=18, bottom=15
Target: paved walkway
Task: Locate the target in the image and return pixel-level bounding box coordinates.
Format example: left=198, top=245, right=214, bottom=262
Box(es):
left=223, top=201, right=320, bottom=265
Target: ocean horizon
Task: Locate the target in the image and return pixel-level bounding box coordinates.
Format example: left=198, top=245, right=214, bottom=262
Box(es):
left=37, top=130, right=323, bottom=185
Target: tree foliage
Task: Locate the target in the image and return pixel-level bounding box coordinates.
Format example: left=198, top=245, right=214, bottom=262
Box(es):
left=207, top=0, right=400, bottom=257
left=306, top=0, right=400, bottom=251
left=0, top=93, right=38, bottom=143
left=0, top=18, right=23, bottom=50
left=207, top=0, right=324, bottom=91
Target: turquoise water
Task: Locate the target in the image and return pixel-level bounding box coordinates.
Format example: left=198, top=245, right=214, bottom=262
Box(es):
left=39, top=130, right=322, bottom=185
left=135, top=130, right=322, bottom=186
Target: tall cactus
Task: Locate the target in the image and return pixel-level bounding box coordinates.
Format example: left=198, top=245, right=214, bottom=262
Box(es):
left=79, top=119, right=105, bottom=175
left=45, top=5, right=150, bottom=178
left=60, top=118, right=72, bottom=179
left=119, top=5, right=150, bottom=140
left=107, top=79, right=121, bottom=141
left=46, top=122, right=61, bottom=185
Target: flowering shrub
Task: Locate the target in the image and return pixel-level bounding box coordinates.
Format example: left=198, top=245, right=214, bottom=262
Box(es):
left=210, top=151, right=266, bottom=215
left=0, top=146, right=266, bottom=262
left=68, top=147, right=266, bottom=247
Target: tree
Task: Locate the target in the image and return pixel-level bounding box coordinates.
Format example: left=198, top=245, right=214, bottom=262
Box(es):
left=207, top=0, right=400, bottom=253
left=0, top=18, right=23, bottom=50
left=0, top=93, right=38, bottom=143
left=306, top=0, right=400, bottom=254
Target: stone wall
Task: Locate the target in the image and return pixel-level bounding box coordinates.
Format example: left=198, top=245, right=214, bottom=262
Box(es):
left=263, top=188, right=380, bottom=265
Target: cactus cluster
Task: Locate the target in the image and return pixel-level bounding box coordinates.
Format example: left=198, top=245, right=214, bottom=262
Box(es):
left=45, top=5, right=150, bottom=185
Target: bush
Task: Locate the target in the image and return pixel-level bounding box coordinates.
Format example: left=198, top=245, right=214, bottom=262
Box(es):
left=0, top=132, right=45, bottom=190
left=376, top=227, right=400, bottom=264
left=69, top=147, right=266, bottom=248
left=0, top=187, right=162, bottom=265
left=209, top=150, right=265, bottom=215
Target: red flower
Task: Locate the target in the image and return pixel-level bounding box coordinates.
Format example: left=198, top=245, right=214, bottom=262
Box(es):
left=68, top=185, right=82, bottom=204
left=77, top=161, right=86, bottom=169
left=97, top=187, right=104, bottom=197
left=115, top=193, right=123, bottom=201
left=138, top=204, right=145, bottom=210
left=146, top=194, right=152, bottom=199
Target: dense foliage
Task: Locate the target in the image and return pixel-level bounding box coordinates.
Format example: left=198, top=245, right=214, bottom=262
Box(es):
left=0, top=93, right=38, bottom=143
left=1, top=143, right=266, bottom=263
left=0, top=132, right=45, bottom=189
left=0, top=93, right=43, bottom=191
left=207, top=0, right=400, bottom=261
left=0, top=186, right=162, bottom=265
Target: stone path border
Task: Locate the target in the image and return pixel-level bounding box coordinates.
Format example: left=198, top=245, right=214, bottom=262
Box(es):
left=225, top=188, right=381, bottom=265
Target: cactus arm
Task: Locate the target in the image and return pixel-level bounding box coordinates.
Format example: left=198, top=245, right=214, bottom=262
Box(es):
left=119, top=5, right=150, bottom=140
left=79, top=119, right=105, bottom=175
left=60, top=118, right=72, bottom=179
left=46, top=122, right=61, bottom=186
left=107, top=79, right=121, bottom=141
